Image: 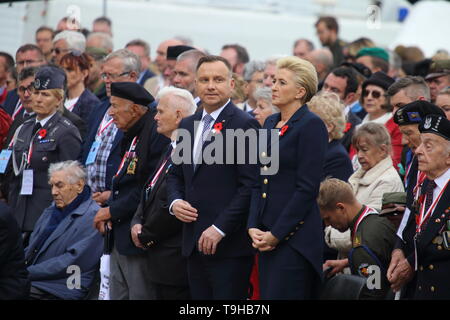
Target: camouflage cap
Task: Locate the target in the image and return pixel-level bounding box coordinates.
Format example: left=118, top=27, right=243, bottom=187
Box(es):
left=425, top=59, right=450, bottom=80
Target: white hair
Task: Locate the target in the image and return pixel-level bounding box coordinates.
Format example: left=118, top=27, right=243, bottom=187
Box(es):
left=48, top=160, right=86, bottom=184
left=243, top=60, right=266, bottom=81
left=53, top=30, right=86, bottom=53
left=87, top=32, right=113, bottom=52
left=156, top=86, right=196, bottom=115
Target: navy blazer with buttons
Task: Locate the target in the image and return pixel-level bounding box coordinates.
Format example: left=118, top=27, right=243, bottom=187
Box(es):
left=167, top=101, right=260, bottom=258
left=79, top=99, right=123, bottom=191
left=248, top=104, right=328, bottom=278
left=138, top=69, right=156, bottom=86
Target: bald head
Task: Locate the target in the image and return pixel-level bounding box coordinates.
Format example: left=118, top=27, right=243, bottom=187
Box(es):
left=155, top=38, right=184, bottom=73
left=306, top=49, right=333, bottom=81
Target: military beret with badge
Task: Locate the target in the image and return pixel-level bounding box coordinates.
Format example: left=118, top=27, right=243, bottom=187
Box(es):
left=110, top=82, right=155, bottom=107
left=394, top=100, right=446, bottom=126
left=419, top=114, right=450, bottom=140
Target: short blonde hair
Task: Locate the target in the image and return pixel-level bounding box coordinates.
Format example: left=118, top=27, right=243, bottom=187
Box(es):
left=308, top=92, right=346, bottom=140
left=276, top=56, right=318, bottom=104
left=317, top=178, right=356, bottom=210
left=47, top=88, right=65, bottom=112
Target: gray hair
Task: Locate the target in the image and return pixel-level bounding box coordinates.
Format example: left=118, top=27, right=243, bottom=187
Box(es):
left=253, top=87, right=279, bottom=113
left=243, top=60, right=266, bottom=81
left=293, top=38, right=315, bottom=51
left=87, top=32, right=113, bottom=52
left=386, top=76, right=431, bottom=101
left=53, top=30, right=86, bottom=52
left=156, top=86, right=196, bottom=115
left=104, top=48, right=141, bottom=74
left=438, top=87, right=450, bottom=96
left=48, top=160, right=86, bottom=184
left=177, top=49, right=206, bottom=72
left=352, top=122, right=392, bottom=155
left=265, top=55, right=287, bottom=67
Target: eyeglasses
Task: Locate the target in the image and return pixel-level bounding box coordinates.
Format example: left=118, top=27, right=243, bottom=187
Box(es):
left=363, top=89, right=383, bottom=99
left=248, top=79, right=264, bottom=84
left=16, top=59, right=42, bottom=67
left=51, top=47, right=70, bottom=55
left=101, top=72, right=131, bottom=80
left=18, top=84, right=35, bottom=94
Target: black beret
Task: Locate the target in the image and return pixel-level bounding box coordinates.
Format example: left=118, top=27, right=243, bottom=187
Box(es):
left=362, top=71, right=395, bottom=92
left=340, top=61, right=372, bottom=79
left=34, top=65, right=65, bottom=90
left=110, top=82, right=155, bottom=107
left=419, top=114, right=450, bottom=141
left=394, top=100, right=445, bottom=126
left=166, top=45, right=195, bottom=60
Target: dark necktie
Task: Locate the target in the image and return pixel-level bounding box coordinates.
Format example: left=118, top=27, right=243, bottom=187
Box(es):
left=423, top=180, right=437, bottom=213
left=32, top=122, right=42, bottom=136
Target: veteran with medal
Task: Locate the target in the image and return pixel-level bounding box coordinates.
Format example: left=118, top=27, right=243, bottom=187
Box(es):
left=9, top=65, right=82, bottom=245
left=93, top=82, right=169, bottom=300
left=388, top=114, right=450, bottom=299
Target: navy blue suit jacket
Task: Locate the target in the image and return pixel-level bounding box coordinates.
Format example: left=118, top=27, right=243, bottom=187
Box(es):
left=1, top=89, right=20, bottom=117
left=71, top=89, right=100, bottom=124
left=138, top=69, right=156, bottom=86
left=323, top=139, right=353, bottom=182
left=247, top=104, right=328, bottom=278
left=167, top=102, right=260, bottom=258
left=79, top=99, right=123, bottom=191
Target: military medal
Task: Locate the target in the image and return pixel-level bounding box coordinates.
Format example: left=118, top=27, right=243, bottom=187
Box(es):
left=127, top=157, right=137, bottom=174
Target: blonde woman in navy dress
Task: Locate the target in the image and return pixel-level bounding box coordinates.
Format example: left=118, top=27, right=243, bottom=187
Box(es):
left=248, top=56, right=328, bottom=299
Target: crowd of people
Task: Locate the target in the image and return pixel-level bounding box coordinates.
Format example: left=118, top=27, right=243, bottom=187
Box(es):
left=0, top=13, right=449, bottom=301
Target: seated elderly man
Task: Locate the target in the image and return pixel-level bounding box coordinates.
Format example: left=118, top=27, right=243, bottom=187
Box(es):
left=25, top=160, right=103, bottom=300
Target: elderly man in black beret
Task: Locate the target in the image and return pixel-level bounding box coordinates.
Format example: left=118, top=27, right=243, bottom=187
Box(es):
left=93, top=82, right=169, bottom=299
left=388, top=114, right=450, bottom=300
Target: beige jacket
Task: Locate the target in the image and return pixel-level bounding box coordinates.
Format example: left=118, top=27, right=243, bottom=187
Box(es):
left=325, top=156, right=404, bottom=254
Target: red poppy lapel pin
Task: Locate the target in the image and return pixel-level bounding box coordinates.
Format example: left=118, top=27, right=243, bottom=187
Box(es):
left=212, top=120, right=225, bottom=134
left=279, top=125, right=289, bottom=136
left=38, top=129, right=47, bottom=140
left=343, top=122, right=352, bottom=133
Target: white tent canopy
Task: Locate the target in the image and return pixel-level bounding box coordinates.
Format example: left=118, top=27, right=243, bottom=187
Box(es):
left=390, top=0, right=450, bottom=57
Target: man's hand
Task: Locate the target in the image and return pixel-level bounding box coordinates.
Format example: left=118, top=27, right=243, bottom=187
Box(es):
left=92, top=191, right=111, bottom=206
left=323, top=259, right=349, bottom=278
left=93, top=207, right=112, bottom=234
left=131, top=224, right=144, bottom=249
left=198, top=226, right=224, bottom=255
left=387, top=249, right=414, bottom=292
left=257, top=231, right=279, bottom=252
left=172, top=200, right=198, bottom=223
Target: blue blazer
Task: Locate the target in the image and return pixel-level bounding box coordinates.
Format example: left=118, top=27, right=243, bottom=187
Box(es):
left=167, top=101, right=260, bottom=258
left=25, top=198, right=103, bottom=300
left=79, top=99, right=123, bottom=191
left=323, top=139, right=353, bottom=182
left=1, top=89, right=20, bottom=117
left=247, top=104, right=328, bottom=278
left=71, top=89, right=100, bottom=124
left=138, top=69, right=156, bottom=86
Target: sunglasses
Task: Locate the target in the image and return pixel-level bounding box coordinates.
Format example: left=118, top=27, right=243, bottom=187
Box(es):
left=51, top=47, right=70, bottom=55
left=363, top=89, right=383, bottom=99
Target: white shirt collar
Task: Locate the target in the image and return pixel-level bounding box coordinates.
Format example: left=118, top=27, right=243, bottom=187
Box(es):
left=201, top=99, right=230, bottom=121
left=435, top=168, right=450, bottom=190
left=194, top=96, right=201, bottom=105
left=36, top=111, right=57, bottom=127
left=362, top=112, right=392, bottom=125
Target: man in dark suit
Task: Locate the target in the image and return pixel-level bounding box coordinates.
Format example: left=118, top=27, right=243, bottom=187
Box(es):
left=130, top=87, right=197, bottom=299
left=125, top=39, right=155, bottom=87
left=80, top=49, right=141, bottom=207
left=167, top=55, right=259, bottom=300
left=322, top=66, right=362, bottom=152
left=0, top=201, right=30, bottom=299
left=93, top=82, right=169, bottom=300
left=388, top=114, right=450, bottom=299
